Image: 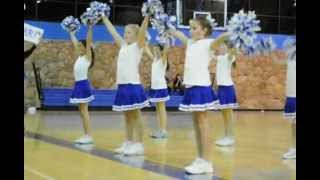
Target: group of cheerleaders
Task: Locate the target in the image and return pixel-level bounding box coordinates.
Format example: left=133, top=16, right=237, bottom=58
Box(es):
left=25, top=14, right=296, bottom=175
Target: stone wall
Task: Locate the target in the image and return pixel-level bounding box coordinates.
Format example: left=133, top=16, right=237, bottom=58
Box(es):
left=24, top=40, right=287, bottom=109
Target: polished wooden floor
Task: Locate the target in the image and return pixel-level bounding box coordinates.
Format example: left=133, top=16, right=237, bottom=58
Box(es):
left=24, top=111, right=296, bottom=180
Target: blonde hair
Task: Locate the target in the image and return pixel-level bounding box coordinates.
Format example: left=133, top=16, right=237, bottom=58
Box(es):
left=125, top=24, right=140, bottom=36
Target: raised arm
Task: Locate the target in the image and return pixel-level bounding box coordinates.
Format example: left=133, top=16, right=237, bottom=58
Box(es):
left=210, top=32, right=230, bottom=51
left=85, top=25, right=93, bottom=60
left=137, top=16, right=150, bottom=49
left=227, top=48, right=239, bottom=60
left=101, top=16, right=124, bottom=47
left=161, top=46, right=169, bottom=64
left=69, top=31, right=81, bottom=56
left=169, top=29, right=188, bottom=45
left=24, top=44, right=37, bottom=60
left=144, top=45, right=154, bottom=59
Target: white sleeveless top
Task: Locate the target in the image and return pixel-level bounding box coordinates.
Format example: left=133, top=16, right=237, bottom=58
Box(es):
left=116, top=42, right=143, bottom=84
left=73, top=56, right=90, bottom=81
left=151, top=58, right=167, bottom=89
left=286, top=59, right=296, bottom=97
left=184, top=39, right=214, bottom=86
left=216, top=53, right=235, bottom=86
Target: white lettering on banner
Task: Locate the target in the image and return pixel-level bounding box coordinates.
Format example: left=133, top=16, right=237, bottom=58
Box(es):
left=24, top=23, right=44, bottom=44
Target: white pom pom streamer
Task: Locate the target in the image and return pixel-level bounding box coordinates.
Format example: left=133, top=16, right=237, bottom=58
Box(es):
left=145, top=31, right=151, bottom=42
left=90, top=1, right=111, bottom=18
left=256, top=36, right=277, bottom=55
left=206, top=16, right=218, bottom=29
left=282, top=38, right=296, bottom=61
left=151, top=13, right=177, bottom=47
left=141, top=0, right=164, bottom=17
left=80, top=8, right=100, bottom=26
left=227, top=10, right=261, bottom=56
left=61, top=16, right=81, bottom=33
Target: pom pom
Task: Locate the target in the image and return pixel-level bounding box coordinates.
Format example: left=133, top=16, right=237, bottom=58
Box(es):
left=282, top=38, right=296, bottom=61
left=61, top=16, right=81, bottom=33
left=227, top=10, right=261, bottom=55
left=206, top=16, right=218, bottom=29
left=80, top=8, right=100, bottom=26
left=155, top=32, right=175, bottom=47
left=141, top=0, right=164, bottom=17
left=151, top=13, right=176, bottom=47
left=145, top=31, right=151, bottom=41
left=256, top=36, right=277, bottom=55
left=90, top=1, right=111, bottom=18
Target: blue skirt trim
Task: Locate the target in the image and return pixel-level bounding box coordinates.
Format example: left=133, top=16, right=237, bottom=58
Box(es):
left=70, top=80, right=94, bottom=104
left=113, top=84, right=150, bottom=111
left=179, top=86, right=220, bottom=112
left=148, top=88, right=170, bottom=102
left=217, top=85, right=239, bottom=109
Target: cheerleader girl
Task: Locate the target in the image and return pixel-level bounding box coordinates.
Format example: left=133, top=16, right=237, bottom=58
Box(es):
left=144, top=44, right=170, bottom=139
left=213, top=43, right=239, bottom=147
left=69, top=25, right=95, bottom=144
left=170, top=16, right=230, bottom=174
left=102, top=15, right=150, bottom=155
left=273, top=41, right=296, bottom=159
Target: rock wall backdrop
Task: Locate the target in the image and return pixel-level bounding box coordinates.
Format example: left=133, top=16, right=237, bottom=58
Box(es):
left=24, top=40, right=287, bottom=109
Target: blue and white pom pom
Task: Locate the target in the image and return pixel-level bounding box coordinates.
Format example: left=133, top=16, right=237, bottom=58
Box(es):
left=151, top=13, right=177, bottom=47
left=145, top=31, right=151, bottom=41
left=154, top=13, right=177, bottom=31
left=256, top=36, right=277, bottom=55
left=80, top=8, right=100, bottom=26
left=156, top=32, right=175, bottom=47
left=141, top=0, right=164, bottom=17
left=227, top=10, right=261, bottom=55
left=61, top=16, right=81, bottom=33
left=282, top=38, right=296, bottom=60
left=90, top=1, right=111, bottom=18
left=206, top=16, right=218, bottom=29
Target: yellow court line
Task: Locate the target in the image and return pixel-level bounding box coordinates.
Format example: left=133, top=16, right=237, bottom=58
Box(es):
left=24, top=165, right=55, bottom=180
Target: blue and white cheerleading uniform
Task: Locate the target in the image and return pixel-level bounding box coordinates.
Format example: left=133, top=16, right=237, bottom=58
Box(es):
left=215, top=53, right=239, bottom=109
left=148, top=58, right=170, bottom=103
left=70, top=56, right=95, bottom=104
left=179, top=39, right=220, bottom=112
left=112, top=42, right=150, bottom=111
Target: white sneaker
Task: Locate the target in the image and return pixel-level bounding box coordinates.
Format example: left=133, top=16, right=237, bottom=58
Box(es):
left=215, top=137, right=234, bottom=147
left=150, top=130, right=168, bottom=139
left=74, top=135, right=94, bottom=144
left=114, top=154, right=145, bottom=168
left=75, top=143, right=94, bottom=152
left=27, top=107, right=37, bottom=115
left=185, top=158, right=213, bottom=174
left=115, top=141, right=132, bottom=154
left=123, top=142, right=144, bottom=156
left=282, top=148, right=296, bottom=159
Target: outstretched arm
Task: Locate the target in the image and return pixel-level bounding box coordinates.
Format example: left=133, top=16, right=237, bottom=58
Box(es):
left=169, top=29, right=188, bottom=45
left=24, top=44, right=37, bottom=60
left=144, top=45, right=154, bottom=59
left=101, top=16, right=124, bottom=47
left=69, top=31, right=81, bottom=56
left=161, top=46, right=169, bottom=64
left=85, top=25, right=93, bottom=60
left=210, top=32, right=230, bottom=51
left=137, top=16, right=150, bottom=49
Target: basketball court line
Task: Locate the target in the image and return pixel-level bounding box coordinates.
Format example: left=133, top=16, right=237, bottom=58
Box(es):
left=24, top=165, right=55, bottom=180
left=25, top=131, right=223, bottom=180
